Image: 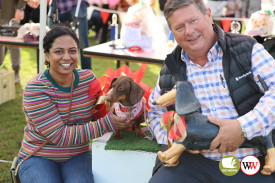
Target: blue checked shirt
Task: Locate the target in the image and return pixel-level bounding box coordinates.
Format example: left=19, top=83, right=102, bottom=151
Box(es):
left=56, top=0, right=89, bottom=14
left=148, top=42, right=275, bottom=161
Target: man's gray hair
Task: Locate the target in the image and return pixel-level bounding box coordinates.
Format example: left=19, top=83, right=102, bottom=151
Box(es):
left=164, top=0, right=207, bottom=27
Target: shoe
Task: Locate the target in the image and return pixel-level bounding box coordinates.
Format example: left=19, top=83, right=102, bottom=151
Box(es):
left=14, top=72, right=20, bottom=84
left=13, top=66, right=20, bottom=84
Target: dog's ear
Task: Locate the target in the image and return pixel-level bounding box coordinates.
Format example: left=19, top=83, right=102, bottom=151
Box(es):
left=130, top=81, right=145, bottom=104
left=108, top=77, right=118, bottom=90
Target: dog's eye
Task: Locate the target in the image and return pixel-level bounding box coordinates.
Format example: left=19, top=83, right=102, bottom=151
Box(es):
left=118, top=86, right=124, bottom=91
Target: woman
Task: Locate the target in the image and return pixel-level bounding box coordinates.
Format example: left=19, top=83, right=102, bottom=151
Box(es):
left=17, top=25, right=130, bottom=183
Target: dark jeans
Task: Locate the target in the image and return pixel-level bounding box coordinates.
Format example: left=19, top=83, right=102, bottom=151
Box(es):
left=150, top=144, right=275, bottom=183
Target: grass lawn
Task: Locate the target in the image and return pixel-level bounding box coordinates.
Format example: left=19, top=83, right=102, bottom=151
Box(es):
left=0, top=34, right=161, bottom=182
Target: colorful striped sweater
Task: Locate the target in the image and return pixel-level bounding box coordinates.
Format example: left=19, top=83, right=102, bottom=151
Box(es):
left=18, top=68, right=116, bottom=162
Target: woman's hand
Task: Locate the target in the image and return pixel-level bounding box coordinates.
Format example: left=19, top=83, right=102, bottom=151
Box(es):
left=14, top=9, right=24, bottom=23
left=109, top=105, right=131, bottom=130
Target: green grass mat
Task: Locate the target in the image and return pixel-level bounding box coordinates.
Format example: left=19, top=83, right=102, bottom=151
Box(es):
left=105, top=129, right=161, bottom=152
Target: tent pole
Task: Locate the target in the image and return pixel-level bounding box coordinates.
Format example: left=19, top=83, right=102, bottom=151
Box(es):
left=39, top=0, right=47, bottom=73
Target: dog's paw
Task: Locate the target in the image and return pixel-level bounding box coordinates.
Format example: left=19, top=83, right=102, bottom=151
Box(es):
left=135, top=128, right=145, bottom=138
left=137, top=132, right=145, bottom=138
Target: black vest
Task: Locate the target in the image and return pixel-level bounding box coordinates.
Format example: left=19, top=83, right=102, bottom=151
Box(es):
left=159, top=24, right=263, bottom=116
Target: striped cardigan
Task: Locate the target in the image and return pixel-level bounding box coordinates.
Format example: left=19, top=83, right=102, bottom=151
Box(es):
left=18, top=68, right=115, bottom=162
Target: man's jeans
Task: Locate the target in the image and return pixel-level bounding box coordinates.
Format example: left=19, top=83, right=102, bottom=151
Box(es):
left=18, top=151, right=94, bottom=183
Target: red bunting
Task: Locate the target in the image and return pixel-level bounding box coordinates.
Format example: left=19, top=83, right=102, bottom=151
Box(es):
left=221, top=19, right=232, bottom=32
left=100, top=11, right=110, bottom=25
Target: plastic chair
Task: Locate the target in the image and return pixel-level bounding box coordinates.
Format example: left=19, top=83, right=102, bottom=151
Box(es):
left=10, top=157, right=20, bottom=183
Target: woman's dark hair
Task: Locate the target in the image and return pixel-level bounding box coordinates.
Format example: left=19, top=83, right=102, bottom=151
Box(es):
left=43, top=24, right=80, bottom=54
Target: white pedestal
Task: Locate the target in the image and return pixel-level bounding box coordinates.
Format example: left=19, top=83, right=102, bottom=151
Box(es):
left=92, top=132, right=157, bottom=183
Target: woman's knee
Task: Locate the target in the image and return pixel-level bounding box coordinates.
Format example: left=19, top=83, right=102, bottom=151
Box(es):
left=18, top=156, right=62, bottom=183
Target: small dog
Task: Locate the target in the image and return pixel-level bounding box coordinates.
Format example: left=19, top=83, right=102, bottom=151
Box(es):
left=155, top=81, right=275, bottom=175
left=106, top=76, right=146, bottom=139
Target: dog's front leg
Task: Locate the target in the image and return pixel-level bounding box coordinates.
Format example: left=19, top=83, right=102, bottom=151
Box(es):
left=133, top=120, right=145, bottom=138
left=158, top=142, right=186, bottom=167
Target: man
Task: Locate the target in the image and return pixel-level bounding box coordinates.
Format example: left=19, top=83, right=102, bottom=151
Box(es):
left=48, top=0, right=92, bottom=70
left=0, top=0, right=39, bottom=84
left=242, top=0, right=261, bottom=18
left=148, top=0, right=275, bottom=182
left=0, top=0, right=25, bottom=84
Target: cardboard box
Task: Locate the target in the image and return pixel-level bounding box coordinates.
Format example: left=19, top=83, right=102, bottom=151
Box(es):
left=0, top=69, right=15, bottom=105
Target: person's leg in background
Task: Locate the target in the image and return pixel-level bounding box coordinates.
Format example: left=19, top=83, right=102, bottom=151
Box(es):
left=88, top=8, right=103, bottom=41
left=10, top=47, right=21, bottom=84
left=99, top=4, right=112, bottom=44
left=0, top=46, right=21, bottom=84
left=47, top=5, right=54, bottom=28
left=0, top=46, right=7, bottom=64
left=73, top=1, right=92, bottom=70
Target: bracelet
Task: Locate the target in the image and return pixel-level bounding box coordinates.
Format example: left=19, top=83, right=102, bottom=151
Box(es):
left=16, top=6, right=25, bottom=11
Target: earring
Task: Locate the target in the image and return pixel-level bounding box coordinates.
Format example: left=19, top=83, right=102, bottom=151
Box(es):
left=44, top=60, right=50, bottom=68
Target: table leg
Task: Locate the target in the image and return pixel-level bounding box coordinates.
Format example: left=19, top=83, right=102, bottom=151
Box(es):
left=116, top=61, right=129, bottom=69
left=116, top=60, right=121, bottom=69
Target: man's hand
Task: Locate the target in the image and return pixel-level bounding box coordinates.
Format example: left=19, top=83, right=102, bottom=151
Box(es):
left=14, top=9, right=24, bottom=23
left=109, top=105, right=131, bottom=130
left=208, top=116, right=245, bottom=153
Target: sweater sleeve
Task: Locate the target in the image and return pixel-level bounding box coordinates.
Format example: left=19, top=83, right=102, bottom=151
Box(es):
left=23, top=77, right=116, bottom=146
left=50, top=113, right=116, bottom=146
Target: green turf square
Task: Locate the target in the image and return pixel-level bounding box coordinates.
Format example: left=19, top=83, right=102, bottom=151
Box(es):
left=105, top=129, right=161, bottom=152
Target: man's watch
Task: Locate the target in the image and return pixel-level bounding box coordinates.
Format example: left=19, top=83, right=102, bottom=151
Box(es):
left=241, top=128, right=247, bottom=139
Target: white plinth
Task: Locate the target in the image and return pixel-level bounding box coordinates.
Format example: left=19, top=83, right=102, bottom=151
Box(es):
left=92, top=132, right=157, bottom=183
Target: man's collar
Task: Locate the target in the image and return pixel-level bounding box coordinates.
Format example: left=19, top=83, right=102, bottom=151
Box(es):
left=180, top=42, right=220, bottom=64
